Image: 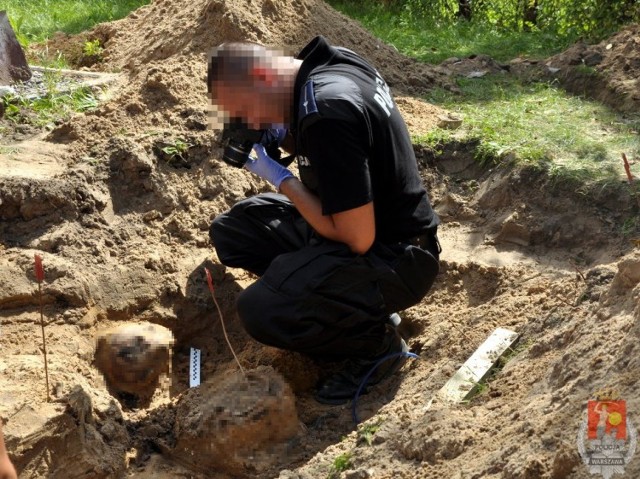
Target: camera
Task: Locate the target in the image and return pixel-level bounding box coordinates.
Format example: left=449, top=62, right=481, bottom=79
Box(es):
left=221, top=118, right=286, bottom=168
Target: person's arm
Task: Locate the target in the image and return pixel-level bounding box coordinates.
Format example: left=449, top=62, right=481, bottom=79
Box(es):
left=0, top=422, right=17, bottom=479
left=245, top=145, right=375, bottom=254
left=279, top=177, right=374, bottom=254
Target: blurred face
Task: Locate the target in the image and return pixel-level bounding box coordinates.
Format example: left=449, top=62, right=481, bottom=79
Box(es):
left=213, top=82, right=286, bottom=129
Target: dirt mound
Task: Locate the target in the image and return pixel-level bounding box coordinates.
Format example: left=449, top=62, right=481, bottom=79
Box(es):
left=8, top=386, right=130, bottom=478
left=172, top=366, right=299, bottom=476
left=512, top=23, right=640, bottom=112
left=33, top=0, right=452, bottom=153
left=81, top=0, right=450, bottom=95
left=95, top=0, right=450, bottom=94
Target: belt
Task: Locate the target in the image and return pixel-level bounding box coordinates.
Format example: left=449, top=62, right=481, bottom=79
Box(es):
left=408, top=231, right=442, bottom=256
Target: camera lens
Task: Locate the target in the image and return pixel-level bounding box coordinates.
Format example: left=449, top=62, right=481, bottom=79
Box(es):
left=223, top=138, right=254, bottom=168
left=220, top=118, right=266, bottom=168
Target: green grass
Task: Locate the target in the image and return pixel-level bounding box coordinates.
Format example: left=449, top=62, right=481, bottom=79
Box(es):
left=0, top=0, right=150, bottom=46
left=420, top=75, right=640, bottom=186
left=357, top=419, right=383, bottom=447
left=328, top=1, right=640, bottom=188
left=3, top=86, right=100, bottom=128
left=327, top=452, right=353, bottom=479
left=0, top=146, right=19, bottom=155
left=327, top=1, right=577, bottom=63
left=0, top=1, right=142, bottom=129
left=4, top=0, right=638, bottom=191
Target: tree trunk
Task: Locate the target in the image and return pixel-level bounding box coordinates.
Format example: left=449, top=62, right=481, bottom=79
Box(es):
left=457, top=0, right=472, bottom=20
left=523, top=0, right=538, bottom=31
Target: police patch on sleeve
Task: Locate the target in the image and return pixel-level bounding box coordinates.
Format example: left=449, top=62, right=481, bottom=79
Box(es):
left=299, top=80, right=319, bottom=119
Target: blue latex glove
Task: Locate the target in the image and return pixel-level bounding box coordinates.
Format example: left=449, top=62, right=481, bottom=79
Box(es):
left=245, top=144, right=295, bottom=190
left=262, top=128, right=288, bottom=147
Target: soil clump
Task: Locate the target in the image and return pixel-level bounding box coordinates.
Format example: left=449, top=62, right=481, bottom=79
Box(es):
left=172, top=366, right=299, bottom=476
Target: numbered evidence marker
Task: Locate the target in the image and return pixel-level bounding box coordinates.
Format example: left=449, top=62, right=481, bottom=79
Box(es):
left=189, top=348, right=201, bottom=388
left=437, top=327, right=519, bottom=404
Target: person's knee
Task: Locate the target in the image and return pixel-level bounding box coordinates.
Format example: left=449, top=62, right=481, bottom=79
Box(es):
left=236, top=282, right=273, bottom=342
left=209, top=213, right=226, bottom=248
left=209, top=213, right=237, bottom=266
left=209, top=197, right=258, bottom=261
left=237, top=283, right=269, bottom=342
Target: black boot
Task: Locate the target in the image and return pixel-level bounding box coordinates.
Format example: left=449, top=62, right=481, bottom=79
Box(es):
left=314, top=330, right=409, bottom=405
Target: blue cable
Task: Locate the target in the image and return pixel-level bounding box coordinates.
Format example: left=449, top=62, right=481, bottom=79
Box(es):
left=351, top=351, right=420, bottom=425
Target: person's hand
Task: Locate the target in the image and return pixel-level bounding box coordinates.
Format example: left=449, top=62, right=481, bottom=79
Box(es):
left=245, top=144, right=295, bottom=190
left=0, top=453, right=17, bottom=479
left=262, top=128, right=288, bottom=147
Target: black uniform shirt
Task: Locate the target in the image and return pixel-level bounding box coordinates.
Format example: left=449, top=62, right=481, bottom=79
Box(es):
left=291, top=36, right=439, bottom=244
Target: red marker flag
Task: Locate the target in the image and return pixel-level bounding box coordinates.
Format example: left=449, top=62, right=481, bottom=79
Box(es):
left=205, top=267, right=215, bottom=294
left=34, top=254, right=45, bottom=283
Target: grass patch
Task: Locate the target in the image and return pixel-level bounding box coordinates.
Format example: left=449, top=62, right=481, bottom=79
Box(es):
left=420, top=75, right=640, bottom=187
left=160, top=138, right=191, bottom=163
left=0, top=2, right=119, bottom=129
left=327, top=1, right=577, bottom=63
left=328, top=1, right=640, bottom=190
left=327, top=452, right=352, bottom=479
left=357, top=419, right=383, bottom=447
left=622, top=216, right=640, bottom=237
left=3, top=86, right=100, bottom=127
left=1, top=0, right=150, bottom=47
left=0, top=146, right=20, bottom=155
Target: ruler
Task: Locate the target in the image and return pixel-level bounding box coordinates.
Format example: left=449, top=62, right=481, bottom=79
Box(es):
left=189, top=347, right=201, bottom=388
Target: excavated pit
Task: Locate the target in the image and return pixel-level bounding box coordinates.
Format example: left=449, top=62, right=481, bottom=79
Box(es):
left=2, top=118, right=639, bottom=478
left=1, top=1, right=640, bottom=477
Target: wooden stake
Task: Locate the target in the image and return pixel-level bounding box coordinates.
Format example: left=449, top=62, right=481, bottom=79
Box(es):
left=205, top=267, right=245, bottom=377
left=622, top=153, right=635, bottom=184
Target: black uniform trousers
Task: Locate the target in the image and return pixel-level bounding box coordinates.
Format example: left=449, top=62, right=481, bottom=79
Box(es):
left=209, top=193, right=439, bottom=361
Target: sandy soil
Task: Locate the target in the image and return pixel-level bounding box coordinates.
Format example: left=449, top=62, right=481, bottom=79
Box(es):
left=2, top=2, right=640, bottom=478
